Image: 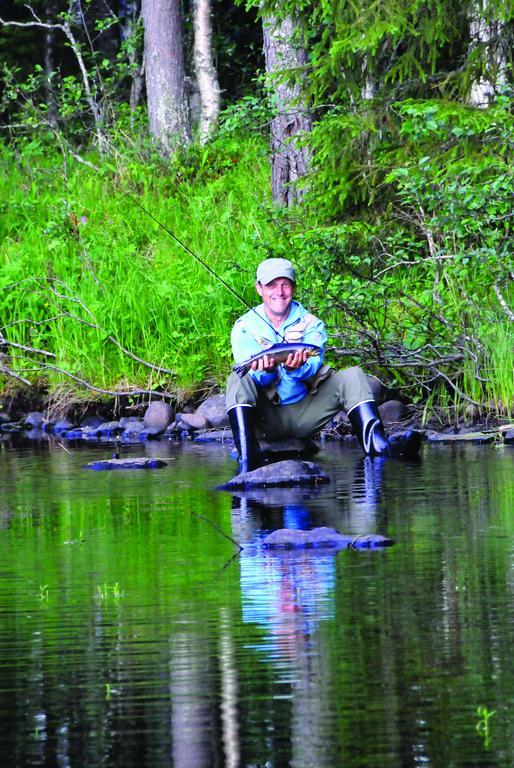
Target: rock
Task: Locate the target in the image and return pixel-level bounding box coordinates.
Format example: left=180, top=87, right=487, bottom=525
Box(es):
left=24, top=428, right=45, bottom=441
left=379, top=400, right=408, bottom=425
left=121, top=421, right=146, bottom=438
left=194, top=429, right=233, bottom=443
left=23, top=411, right=45, bottom=428
left=0, top=422, right=22, bottom=433
left=118, top=416, right=143, bottom=428
left=86, top=457, right=168, bottom=471
left=51, top=419, right=75, bottom=435
left=61, top=428, right=86, bottom=439
left=177, top=412, right=208, bottom=430
left=138, top=426, right=166, bottom=440
left=263, top=526, right=394, bottom=550
left=217, top=459, right=330, bottom=490
left=143, top=401, right=174, bottom=431
left=96, top=420, right=122, bottom=437
left=426, top=431, right=495, bottom=444
left=80, top=415, right=104, bottom=428
left=503, top=429, right=514, bottom=444
left=196, top=394, right=229, bottom=427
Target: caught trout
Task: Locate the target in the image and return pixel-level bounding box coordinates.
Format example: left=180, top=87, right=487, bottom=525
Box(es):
left=233, top=342, right=322, bottom=378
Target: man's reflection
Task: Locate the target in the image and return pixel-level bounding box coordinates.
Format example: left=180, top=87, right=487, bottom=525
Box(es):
left=229, top=454, right=389, bottom=767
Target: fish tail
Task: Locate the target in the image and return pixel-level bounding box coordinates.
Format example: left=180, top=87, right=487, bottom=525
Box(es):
left=233, top=363, right=248, bottom=378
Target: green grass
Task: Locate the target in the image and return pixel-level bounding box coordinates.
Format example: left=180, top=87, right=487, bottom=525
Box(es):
left=0, top=127, right=512, bottom=417
left=0, top=133, right=276, bottom=398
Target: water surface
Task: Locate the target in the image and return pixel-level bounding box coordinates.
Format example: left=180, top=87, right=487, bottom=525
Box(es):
left=1, top=437, right=513, bottom=767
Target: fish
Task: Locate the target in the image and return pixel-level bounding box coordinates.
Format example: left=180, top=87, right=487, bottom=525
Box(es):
left=233, top=342, right=322, bottom=378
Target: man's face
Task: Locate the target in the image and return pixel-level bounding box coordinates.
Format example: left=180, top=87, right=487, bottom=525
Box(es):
left=256, top=277, right=295, bottom=321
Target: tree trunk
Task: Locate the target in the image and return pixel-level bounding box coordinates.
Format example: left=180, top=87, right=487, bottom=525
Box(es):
left=43, top=0, right=59, bottom=127
left=193, top=0, right=220, bottom=143
left=468, top=1, right=508, bottom=106
left=141, top=0, right=191, bottom=153
left=262, top=13, right=312, bottom=206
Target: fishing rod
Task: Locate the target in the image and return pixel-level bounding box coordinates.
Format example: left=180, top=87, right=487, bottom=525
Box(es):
left=124, top=192, right=287, bottom=342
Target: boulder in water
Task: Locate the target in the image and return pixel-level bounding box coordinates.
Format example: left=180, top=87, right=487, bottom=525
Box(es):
left=217, top=459, right=330, bottom=490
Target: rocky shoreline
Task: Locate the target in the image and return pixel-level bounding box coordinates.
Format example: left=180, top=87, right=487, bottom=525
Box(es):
left=1, top=388, right=513, bottom=448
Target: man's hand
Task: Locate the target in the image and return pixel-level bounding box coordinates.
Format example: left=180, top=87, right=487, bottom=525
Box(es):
left=282, top=349, right=308, bottom=370
left=251, top=354, right=277, bottom=372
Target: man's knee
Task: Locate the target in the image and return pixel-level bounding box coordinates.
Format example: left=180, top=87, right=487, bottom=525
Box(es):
left=331, top=365, right=374, bottom=411
left=226, top=371, right=258, bottom=410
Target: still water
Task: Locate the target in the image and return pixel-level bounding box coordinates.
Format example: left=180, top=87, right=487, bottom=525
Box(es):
left=0, top=436, right=513, bottom=768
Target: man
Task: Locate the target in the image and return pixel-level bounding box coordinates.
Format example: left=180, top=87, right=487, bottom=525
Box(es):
left=226, top=257, right=420, bottom=472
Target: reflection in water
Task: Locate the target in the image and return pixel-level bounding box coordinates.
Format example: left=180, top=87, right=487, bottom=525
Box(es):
left=0, top=440, right=513, bottom=767
left=232, top=455, right=387, bottom=767
left=170, top=632, right=214, bottom=767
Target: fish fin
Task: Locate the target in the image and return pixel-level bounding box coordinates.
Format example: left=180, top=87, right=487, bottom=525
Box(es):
left=233, top=362, right=248, bottom=378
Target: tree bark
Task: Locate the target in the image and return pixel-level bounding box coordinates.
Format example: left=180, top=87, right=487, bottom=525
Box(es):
left=141, top=0, right=191, bottom=153
left=193, top=0, right=220, bottom=143
left=43, top=0, right=59, bottom=127
left=262, top=13, right=312, bottom=206
left=468, top=1, right=508, bottom=106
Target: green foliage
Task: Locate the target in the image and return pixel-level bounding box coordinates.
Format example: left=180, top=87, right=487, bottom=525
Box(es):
left=1, top=0, right=513, bottom=414
left=0, top=127, right=273, bottom=397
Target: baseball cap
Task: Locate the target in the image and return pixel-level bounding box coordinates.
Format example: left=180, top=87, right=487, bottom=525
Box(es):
left=256, top=258, right=296, bottom=285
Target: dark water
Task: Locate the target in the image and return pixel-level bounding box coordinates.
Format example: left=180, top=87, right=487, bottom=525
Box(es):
left=0, top=436, right=513, bottom=768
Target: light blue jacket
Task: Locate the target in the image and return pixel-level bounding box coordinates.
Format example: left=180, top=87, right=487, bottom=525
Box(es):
left=231, top=301, right=327, bottom=405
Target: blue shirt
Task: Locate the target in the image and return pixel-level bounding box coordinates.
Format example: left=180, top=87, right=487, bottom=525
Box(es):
left=231, top=301, right=327, bottom=405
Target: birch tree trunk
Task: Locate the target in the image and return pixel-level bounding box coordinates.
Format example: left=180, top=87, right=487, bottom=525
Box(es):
left=193, top=0, right=220, bottom=143
left=141, top=0, right=191, bottom=153
left=262, top=13, right=312, bottom=206
left=468, top=1, right=508, bottom=106
left=43, top=0, right=59, bottom=127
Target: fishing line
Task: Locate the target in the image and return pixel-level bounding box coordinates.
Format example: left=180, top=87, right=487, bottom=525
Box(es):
left=124, top=192, right=287, bottom=342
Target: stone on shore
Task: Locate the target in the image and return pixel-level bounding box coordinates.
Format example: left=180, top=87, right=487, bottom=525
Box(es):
left=196, top=394, right=229, bottom=427
left=143, top=401, right=174, bottom=431
left=217, top=459, right=330, bottom=490
left=426, top=430, right=496, bottom=444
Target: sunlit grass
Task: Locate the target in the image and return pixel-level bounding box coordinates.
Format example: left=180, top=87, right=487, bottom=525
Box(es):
left=0, top=134, right=273, bottom=396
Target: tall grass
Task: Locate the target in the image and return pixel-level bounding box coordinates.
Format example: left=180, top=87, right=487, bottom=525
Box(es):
left=0, top=133, right=278, bottom=398
left=1, top=131, right=512, bottom=416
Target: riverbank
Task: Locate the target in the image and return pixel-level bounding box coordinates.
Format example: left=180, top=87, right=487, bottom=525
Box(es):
left=2, top=387, right=513, bottom=448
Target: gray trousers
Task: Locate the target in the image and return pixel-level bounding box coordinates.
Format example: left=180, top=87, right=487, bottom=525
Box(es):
left=226, top=366, right=374, bottom=440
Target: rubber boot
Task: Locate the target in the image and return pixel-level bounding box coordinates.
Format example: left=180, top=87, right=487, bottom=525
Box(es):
left=348, top=401, right=421, bottom=459
left=228, top=405, right=261, bottom=473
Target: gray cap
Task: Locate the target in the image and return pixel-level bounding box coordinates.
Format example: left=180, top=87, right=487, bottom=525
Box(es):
left=256, top=258, right=296, bottom=285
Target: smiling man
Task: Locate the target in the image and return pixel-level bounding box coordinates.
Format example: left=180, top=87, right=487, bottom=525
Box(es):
left=226, top=258, right=421, bottom=473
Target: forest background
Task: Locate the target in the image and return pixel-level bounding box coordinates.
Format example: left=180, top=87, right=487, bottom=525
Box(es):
left=0, top=0, right=513, bottom=423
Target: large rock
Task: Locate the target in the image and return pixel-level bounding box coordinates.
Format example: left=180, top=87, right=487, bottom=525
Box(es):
left=379, top=400, right=408, bottom=425
left=263, top=526, right=394, bottom=550
left=23, top=411, right=45, bottom=428
left=143, top=401, right=174, bottom=431
left=176, top=412, right=209, bottom=430
left=217, top=459, right=330, bottom=490
left=196, top=394, right=229, bottom=427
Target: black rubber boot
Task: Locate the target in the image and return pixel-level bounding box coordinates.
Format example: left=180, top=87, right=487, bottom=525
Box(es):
left=228, top=406, right=261, bottom=473
left=348, top=401, right=421, bottom=460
